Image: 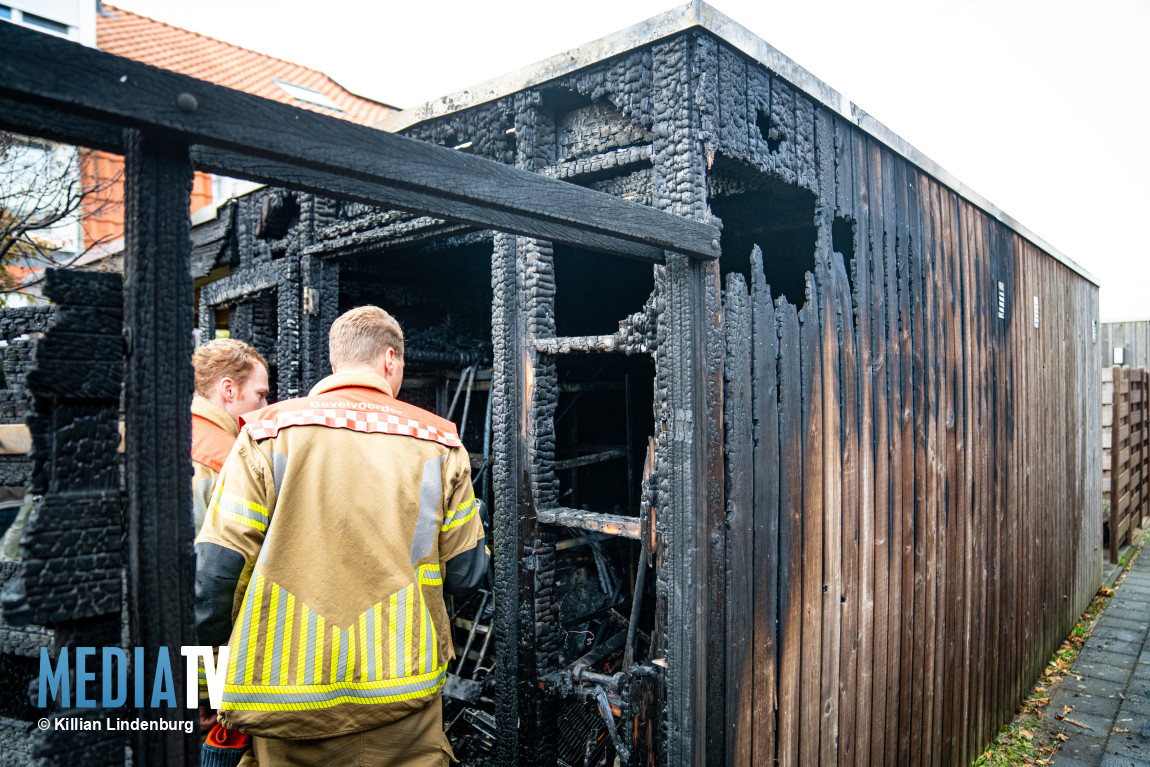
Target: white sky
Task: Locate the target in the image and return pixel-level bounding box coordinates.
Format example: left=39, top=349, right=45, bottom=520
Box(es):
left=112, top=0, right=1149, bottom=320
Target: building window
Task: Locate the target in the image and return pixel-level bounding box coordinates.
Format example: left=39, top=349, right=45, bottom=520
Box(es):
left=271, top=79, right=344, bottom=112
left=21, top=11, right=69, bottom=35
left=0, top=5, right=12, bottom=20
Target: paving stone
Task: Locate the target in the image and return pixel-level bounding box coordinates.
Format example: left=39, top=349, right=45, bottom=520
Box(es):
left=1052, top=753, right=1099, bottom=767
left=1097, top=616, right=1150, bottom=634
left=1051, top=687, right=1123, bottom=719
left=1108, top=717, right=1150, bottom=751
left=1099, top=753, right=1150, bottom=767
left=1120, top=696, right=1150, bottom=718
left=1078, top=647, right=1142, bottom=671
left=1066, top=676, right=1129, bottom=699
left=1093, top=636, right=1146, bottom=657
left=1075, top=660, right=1136, bottom=684
left=1058, top=709, right=1125, bottom=737
left=1094, top=627, right=1145, bottom=644
left=1057, top=734, right=1109, bottom=763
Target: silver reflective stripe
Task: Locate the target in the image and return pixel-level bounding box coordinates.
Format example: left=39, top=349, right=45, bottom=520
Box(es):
left=410, top=456, right=444, bottom=565
left=305, top=611, right=317, bottom=683
left=224, top=665, right=446, bottom=706
left=366, top=605, right=376, bottom=681
left=422, top=600, right=434, bottom=673
left=270, top=589, right=288, bottom=685
left=337, top=627, right=349, bottom=682
left=193, top=477, right=213, bottom=534
left=233, top=580, right=259, bottom=684
left=396, top=586, right=408, bottom=677
left=270, top=451, right=287, bottom=497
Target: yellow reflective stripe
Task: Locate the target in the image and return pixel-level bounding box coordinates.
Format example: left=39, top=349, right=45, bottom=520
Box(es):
left=222, top=662, right=448, bottom=711
left=358, top=613, right=368, bottom=681
left=403, top=586, right=414, bottom=677
left=388, top=592, right=399, bottom=679
left=417, top=587, right=428, bottom=675
left=442, top=500, right=477, bottom=531
left=313, top=615, right=325, bottom=685
left=296, top=604, right=310, bottom=685
left=216, top=491, right=270, bottom=532
left=373, top=603, right=384, bottom=681
left=280, top=593, right=295, bottom=685
left=330, top=626, right=341, bottom=684
left=244, top=573, right=265, bottom=685
left=441, top=493, right=476, bottom=531
left=418, top=564, right=442, bottom=585
left=262, top=583, right=279, bottom=683
left=347, top=626, right=356, bottom=682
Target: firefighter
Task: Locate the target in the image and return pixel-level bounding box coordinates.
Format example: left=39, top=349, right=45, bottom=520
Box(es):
left=191, top=338, right=270, bottom=535
left=195, top=306, right=487, bottom=766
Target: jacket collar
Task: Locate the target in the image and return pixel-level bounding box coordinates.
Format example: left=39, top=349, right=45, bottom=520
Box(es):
left=308, top=370, right=394, bottom=399
left=190, top=395, right=239, bottom=437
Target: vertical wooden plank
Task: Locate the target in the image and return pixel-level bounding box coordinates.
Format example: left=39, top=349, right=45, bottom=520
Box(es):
left=777, top=300, right=803, bottom=767
left=835, top=244, right=860, bottom=767
left=834, top=135, right=862, bottom=767
left=819, top=250, right=844, bottom=767
left=750, top=248, right=780, bottom=765
left=723, top=272, right=754, bottom=767
left=122, top=129, right=199, bottom=766
left=845, top=136, right=875, bottom=767
left=799, top=271, right=825, bottom=767
left=898, top=166, right=921, bottom=767
left=867, top=144, right=894, bottom=767
left=883, top=153, right=909, bottom=767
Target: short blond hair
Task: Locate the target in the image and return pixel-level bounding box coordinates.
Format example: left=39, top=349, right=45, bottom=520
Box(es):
left=193, top=338, right=268, bottom=397
left=329, top=306, right=404, bottom=370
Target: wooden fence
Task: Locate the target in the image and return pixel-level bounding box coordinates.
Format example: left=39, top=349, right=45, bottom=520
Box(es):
left=1103, top=366, right=1150, bottom=562
left=722, top=153, right=1102, bottom=767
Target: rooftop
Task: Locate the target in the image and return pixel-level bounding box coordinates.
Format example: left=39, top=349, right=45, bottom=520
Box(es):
left=98, top=3, right=395, bottom=126
left=378, top=0, right=1094, bottom=285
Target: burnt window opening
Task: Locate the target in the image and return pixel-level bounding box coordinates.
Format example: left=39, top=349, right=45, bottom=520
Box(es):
left=553, top=244, right=654, bottom=338
left=709, top=157, right=817, bottom=309
left=256, top=191, right=299, bottom=242
left=552, top=353, right=655, bottom=666
left=833, top=214, right=857, bottom=293
left=756, top=109, right=782, bottom=154
left=338, top=239, right=494, bottom=462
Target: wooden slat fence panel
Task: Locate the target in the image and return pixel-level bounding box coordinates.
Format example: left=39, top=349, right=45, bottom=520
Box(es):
left=1104, top=365, right=1150, bottom=562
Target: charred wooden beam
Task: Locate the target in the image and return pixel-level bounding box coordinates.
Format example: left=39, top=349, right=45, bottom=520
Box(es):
left=536, top=507, right=641, bottom=539
left=0, top=23, right=720, bottom=262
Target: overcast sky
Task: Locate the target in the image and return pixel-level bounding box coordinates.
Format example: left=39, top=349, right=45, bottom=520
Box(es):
left=113, top=0, right=1148, bottom=320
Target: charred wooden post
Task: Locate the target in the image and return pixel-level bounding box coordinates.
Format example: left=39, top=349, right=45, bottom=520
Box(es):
left=122, top=131, right=199, bottom=765
left=0, top=271, right=124, bottom=765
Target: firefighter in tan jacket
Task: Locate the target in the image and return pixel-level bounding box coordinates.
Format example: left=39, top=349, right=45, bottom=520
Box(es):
left=191, top=339, right=269, bottom=535
left=195, top=306, right=487, bottom=766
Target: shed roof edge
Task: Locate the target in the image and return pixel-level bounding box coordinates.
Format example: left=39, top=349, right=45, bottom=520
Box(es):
left=378, top=0, right=1098, bottom=286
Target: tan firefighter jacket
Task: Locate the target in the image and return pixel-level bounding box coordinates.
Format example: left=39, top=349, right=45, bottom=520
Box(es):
left=191, top=396, right=239, bottom=535
left=195, top=370, right=485, bottom=739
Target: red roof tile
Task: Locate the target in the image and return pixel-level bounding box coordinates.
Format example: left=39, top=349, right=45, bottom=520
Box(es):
left=97, top=4, right=395, bottom=125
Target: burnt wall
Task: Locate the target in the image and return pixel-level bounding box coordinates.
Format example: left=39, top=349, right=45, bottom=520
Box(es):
left=396, top=26, right=1100, bottom=767
left=695, top=32, right=1102, bottom=767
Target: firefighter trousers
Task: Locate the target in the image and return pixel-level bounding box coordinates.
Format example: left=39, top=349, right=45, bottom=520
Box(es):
left=237, top=700, right=454, bottom=767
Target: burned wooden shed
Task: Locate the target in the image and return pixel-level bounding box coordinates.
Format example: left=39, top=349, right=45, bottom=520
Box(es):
left=0, top=3, right=1101, bottom=766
